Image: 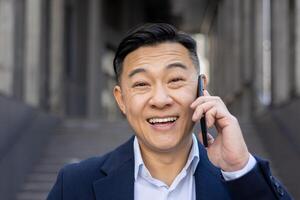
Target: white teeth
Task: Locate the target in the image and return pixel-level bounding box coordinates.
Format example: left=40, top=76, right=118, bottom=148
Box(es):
left=148, top=117, right=178, bottom=124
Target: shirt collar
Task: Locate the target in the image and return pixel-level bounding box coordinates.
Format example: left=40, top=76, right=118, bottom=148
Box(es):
left=133, top=134, right=200, bottom=180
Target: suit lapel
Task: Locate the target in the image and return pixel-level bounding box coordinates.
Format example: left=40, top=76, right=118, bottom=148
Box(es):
left=93, top=137, right=135, bottom=200
left=93, top=159, right=134, bottom=200
left=194, top=142, right=227, bottom=200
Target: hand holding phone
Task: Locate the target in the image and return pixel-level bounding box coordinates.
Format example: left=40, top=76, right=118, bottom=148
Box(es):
left=197, top=75, right=208, bottom=147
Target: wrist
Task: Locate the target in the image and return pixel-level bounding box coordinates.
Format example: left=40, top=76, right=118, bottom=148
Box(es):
left=222, top=154, right=257, bottom=181
left=222, top=153, right=250, bottom=172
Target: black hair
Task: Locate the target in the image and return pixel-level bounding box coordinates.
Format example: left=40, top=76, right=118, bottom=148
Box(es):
left=113, top=23, right=200, bottom=83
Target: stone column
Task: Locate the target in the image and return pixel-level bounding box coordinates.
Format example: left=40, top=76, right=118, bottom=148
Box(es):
left=241, top=1, right=254, bottom=84
left=87, top=0, right=104, bottom=118
left=12, top=0, right=26, bottom=100
left=271, top=0, right=290, bottom=105
left=231, top=0, right=241, bottom=94
left=49, top=0, right=64, bottom=114
left=295, top=0, right=300, bottom=96
left=222, top=0, right=231, bottom=98
left=215, top=0, right=230, bottom=98
left=0, top=0, right=14, bottom=96
left=239, top=0, right=255, bottom=122
left=24, top=0, right=42, bottom=106
left=229, top=0, right=242, bottom=116
left=253, top=0, right=265, bottom=112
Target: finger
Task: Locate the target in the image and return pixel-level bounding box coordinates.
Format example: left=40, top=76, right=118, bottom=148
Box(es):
left=190, top=97, right=205, bottom=109
left=190, top=95, right=219, bottom=109
left=207, top=133, right=215, bottom=146
left=205, top=107, right=217, bottom=128
left=192, top=101, right=215, bottom=121
left=192, top=104, right=204, bottom=122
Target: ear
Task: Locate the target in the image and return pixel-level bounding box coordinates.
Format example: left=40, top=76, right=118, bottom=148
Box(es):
left=113, top=85, right=126, bottom=115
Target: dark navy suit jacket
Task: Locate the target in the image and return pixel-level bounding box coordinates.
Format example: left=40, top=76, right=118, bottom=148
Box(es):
left=47, top=136, right=292, bottom=200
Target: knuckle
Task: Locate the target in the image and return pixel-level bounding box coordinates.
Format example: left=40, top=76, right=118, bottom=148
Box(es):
left=196, top=105, right=203, bottom=116
left=216, top=96, right=221, bottom=101
left=229, top=115, right=238, bottom=123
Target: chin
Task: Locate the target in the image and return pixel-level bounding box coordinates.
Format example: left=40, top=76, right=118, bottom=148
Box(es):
left=149, top=137, right=182, bottom=152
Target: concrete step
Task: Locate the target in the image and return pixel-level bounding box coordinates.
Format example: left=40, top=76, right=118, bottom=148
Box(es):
left=14, top=119, right=132, bottom=200
left=26, top=173, right=57, bottom=183
left=16, top=192, right=48, bottom=200
left=21, top=181, right=54, bottom=192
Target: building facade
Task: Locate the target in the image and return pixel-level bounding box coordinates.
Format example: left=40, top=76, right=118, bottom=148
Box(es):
left=1, top=0, right=300, bottom=198
left=1, top=0, right=299, bottom=119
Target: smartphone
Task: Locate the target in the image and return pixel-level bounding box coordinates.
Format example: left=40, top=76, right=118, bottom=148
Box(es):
left=197, top=75, right=208, bottom=147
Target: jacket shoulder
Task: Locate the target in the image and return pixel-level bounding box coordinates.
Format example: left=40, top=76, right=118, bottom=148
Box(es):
left=62, top=154, right=109, bottom=181
left=47, top=136, right=135, bottom=200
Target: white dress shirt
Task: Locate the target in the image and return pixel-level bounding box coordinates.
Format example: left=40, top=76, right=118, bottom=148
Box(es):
left=133, top=134, right=256, bottom=200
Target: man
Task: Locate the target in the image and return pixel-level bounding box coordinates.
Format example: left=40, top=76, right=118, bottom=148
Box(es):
left=47, top=23, right=292, bottom=199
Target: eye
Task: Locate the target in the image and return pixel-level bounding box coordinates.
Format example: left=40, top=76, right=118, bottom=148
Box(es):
left=169, top=77, right=184, bottom=83
left=132, top=81, right=149, bottom=88
left=168, top=77, right=186, bottom=89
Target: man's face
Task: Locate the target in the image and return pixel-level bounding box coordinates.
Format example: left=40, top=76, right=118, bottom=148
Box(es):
left=114, top=42, right=198, bottom=154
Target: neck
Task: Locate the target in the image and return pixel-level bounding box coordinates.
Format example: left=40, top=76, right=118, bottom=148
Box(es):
left=139, top=135, right=193, bottom=186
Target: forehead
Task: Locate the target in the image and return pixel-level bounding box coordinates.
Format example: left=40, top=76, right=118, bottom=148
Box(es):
left=123, top=42, right=193, bottom=71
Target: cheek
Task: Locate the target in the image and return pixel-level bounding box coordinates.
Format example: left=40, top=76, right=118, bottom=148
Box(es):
left=172, top=86, right=197, bottom=106
left=124, top=93, right=149, bottom=117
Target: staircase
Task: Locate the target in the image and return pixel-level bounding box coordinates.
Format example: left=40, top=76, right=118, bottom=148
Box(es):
left=15, top=119, right=133, bottom=200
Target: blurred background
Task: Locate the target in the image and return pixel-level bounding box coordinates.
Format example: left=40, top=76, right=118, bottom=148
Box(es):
left=0, top=0, right=299, bottom=199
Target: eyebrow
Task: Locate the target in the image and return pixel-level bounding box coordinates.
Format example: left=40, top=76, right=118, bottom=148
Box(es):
left=166, top=62, right=188, bottom=70
left=128, top=68, right=146, bottom=78
left=128, top=62, right=188, bottom=78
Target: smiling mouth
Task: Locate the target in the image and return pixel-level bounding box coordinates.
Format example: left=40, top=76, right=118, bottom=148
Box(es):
left=147, top=116, right=179, bottom=125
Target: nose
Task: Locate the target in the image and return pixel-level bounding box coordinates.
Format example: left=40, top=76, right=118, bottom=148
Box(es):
left=149, top=85, right=173, bottom=109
